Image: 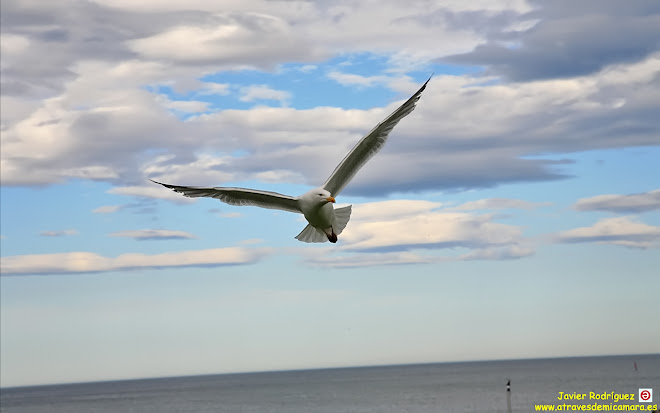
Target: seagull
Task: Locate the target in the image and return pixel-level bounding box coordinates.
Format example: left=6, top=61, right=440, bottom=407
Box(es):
left=152, top=76, right=431, bottom=243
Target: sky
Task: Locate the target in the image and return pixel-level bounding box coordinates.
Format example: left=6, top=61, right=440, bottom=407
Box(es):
left=1, top=0, right=659, bottom=387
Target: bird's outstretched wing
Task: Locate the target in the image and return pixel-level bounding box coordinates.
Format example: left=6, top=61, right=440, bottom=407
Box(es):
left=151, top=180, right=302, bottom=213
left=322, top=76, right=431, bottom=197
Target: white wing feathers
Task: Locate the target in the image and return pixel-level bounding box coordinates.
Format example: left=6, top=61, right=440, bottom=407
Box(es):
left=322, top=75, right=431, bottom=197
left=295, top=224, right=328, bottom=243
left=150, top=180, right=302, bottom=214
left=333, top=205, right=352, bottom=235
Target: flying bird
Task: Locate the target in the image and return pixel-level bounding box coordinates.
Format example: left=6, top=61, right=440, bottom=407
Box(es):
left=152, top=76, right=431, bottom=243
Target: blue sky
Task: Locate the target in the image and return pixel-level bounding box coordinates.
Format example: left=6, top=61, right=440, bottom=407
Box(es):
left=1, top=0, right=659, bottom=387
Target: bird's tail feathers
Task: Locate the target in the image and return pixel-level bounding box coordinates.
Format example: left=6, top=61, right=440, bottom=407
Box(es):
left=333, top=205, right=352, bottom=235
left=295, top=224, right=328, bottom=243
left=295, top=205, right=352, bottom=243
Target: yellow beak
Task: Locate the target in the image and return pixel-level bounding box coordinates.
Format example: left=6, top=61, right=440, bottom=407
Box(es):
left=326, top=197, right=336, bottom=203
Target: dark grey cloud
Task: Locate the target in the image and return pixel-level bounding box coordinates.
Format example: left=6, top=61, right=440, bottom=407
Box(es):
left=400, top=8, right=520, bottom=38
left=336, top=148, right=571, bottom=197
left=441, top=0, right=660, bottom=81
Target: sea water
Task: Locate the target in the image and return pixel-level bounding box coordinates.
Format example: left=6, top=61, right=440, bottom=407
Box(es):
left=1, top=354, right=658, bottom=412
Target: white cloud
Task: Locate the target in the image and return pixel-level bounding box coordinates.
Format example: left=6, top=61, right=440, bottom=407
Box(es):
left=452, top=198, right=551, bottom=211
left=1, top=1, right=658, bottom=200
left=109, top=229, right=196, bottom=240
left=128, top=13, right=317, bottom=68
left=556, top=217, right=660, bottom=249
left=190, top=58, right=660, bottom=196
left=196, top=82, right=231, bottom=96
left=239, top=85, right=291, bottom=106
left=298, top=200, right=533, bottom=267
left=1, top=82, right=187, bottom=185
left=4, top=54, right=658, bottom=195
left=0, top=34, right=30, bottom=55
left=89, top=0, right=511, bottom=60
left=39, top=229, right=79, bottom=237
left=343, top=200, right=443, bottom=222
left=156, top=95, right=210, bottom=113
left=298, top=65, right=317, bottom=73
left=238, top=238, right=264, bottom=245
left=574, top=189, right=660, bottom=213
left=1, top=247, right=270, bottom=276
left=337, top=201, right=524, bottom=252
left=326, top=72, right=392, bottom=88
left=457, top=245, right=535, bottom=260
left=141, top=153, right=235, bottom=188
left=93, top=205, right=122, bottom=214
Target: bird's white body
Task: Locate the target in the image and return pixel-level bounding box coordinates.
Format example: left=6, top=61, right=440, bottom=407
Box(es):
left=152, top=76, right=431, bottom=243
left=295, top=188, right=352, bottom=243
left=299, top=189, right=335, bottom=231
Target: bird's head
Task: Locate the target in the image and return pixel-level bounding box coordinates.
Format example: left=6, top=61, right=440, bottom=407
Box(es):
left=302, top=188, right=335, bottom=205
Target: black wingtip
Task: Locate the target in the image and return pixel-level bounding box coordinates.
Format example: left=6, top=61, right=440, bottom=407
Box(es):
left=150, top=179, right=173, bottom=189
left=416, top=74, right=433, bottom=95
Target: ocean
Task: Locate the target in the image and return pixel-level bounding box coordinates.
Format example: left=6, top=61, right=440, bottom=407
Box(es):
left=1, top=354, right=658, bottom=412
